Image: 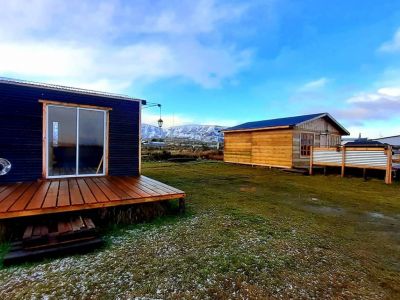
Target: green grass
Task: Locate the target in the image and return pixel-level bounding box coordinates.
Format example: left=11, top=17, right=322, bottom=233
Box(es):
left=0, top=161, right=399, bottom=299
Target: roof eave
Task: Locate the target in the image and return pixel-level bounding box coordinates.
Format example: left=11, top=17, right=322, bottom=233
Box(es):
left=222, top=125, right=293, bottom=133
left=0, top=77, right=143, bottom=103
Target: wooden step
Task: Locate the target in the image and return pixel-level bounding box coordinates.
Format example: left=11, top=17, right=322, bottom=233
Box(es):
left=3, top=237, right=104, bottom=266
left=3, top=216, right=104, bottom=266
left=22, top=216, right=97, bottom=248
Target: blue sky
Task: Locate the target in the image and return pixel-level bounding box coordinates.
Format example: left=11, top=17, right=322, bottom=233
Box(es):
left=1, top=0, right=400, bottom=137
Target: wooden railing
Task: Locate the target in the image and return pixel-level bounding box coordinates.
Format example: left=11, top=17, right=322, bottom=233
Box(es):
left=309, top=146, right=393, bottom=184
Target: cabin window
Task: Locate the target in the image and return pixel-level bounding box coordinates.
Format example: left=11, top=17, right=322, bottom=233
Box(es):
left=46, top=105, right=107, bottom=178
left=330, top=135, right=341, bottom=146
left=300, top=133, right=314, bottom=157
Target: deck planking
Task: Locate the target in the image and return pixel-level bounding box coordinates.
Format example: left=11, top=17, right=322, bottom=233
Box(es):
left=0, top=176, right=185, bottom=219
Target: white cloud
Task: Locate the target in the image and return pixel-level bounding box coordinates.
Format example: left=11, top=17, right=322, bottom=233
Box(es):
left=378, top=28, right=400, bottom=53
left=347, top=87, right=400, bottom=104
left=0, top=40, right=251, bottom=92
left=299, top=77, right=329, bottom=91
left=333, top=86, right=400, bottom=128
left=0, top=0, right=256, bottom=91
left=377, top=87, right=400, bottom=97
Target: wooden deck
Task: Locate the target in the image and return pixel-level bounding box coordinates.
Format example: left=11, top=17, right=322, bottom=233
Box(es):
left=0, top=176, right=185, bottom=219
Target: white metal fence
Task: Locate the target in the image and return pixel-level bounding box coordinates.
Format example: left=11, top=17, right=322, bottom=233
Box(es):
left=310, top=146, right=393, bottom=184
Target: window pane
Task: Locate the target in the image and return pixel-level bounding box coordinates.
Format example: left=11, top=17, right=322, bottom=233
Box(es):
left=48, top=106, right=77, bottom=176
left=78, top=109, right=105, bottom=175
left=301, top=133, right=314, bottom=157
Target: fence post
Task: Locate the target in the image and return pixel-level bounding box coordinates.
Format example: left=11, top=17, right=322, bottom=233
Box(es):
left=341, top=146, right=346, bottom=177
left=385, top=146, right=393, bottom=184
left=309, top=146, right=313, bottom=175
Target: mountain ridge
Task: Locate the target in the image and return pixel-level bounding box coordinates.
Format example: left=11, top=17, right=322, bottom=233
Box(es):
left=141, top=123, right=225, bottom=143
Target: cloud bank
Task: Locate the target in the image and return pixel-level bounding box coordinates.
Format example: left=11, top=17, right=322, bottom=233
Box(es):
left=0, top=0, right=254, bottom=91
left=378, top=27, right=400, bottom=53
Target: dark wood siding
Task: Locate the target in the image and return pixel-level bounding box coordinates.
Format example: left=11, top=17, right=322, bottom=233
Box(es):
left=0, top=82, right=140, bottom=183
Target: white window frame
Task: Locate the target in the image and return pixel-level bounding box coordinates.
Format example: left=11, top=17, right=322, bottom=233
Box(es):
left=45, top=104, right=107, bottom=179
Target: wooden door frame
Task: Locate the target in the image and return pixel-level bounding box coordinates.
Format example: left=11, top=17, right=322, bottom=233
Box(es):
left=40, top=100, right=111, bottom=179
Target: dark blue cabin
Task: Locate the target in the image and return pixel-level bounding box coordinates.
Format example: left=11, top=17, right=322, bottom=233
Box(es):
left=0, top=78, right=143, bottom=183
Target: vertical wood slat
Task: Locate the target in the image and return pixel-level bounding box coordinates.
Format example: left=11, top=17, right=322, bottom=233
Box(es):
left=107, top=177, right=141, bottom=198
left=84, top=178, right=109, bottom=202
left=0, top=183, right=32, bottom=212
left=0, top=176, right=185, bottom=218
left=137, top=177, right=171, bottom=195
left=9, top=182, right=42, bottom=212
left=141, top=176, right=185, bottom=194
left=0, top=185, right=9, bottom=194
left=123, top=177, right=158, bottom=196
left=77, top=179, right=97, bottom=204
left=98, top=177, right=131, bottom=200
left=69, top=179, right=84, bottom=205
left=0, top=183, right=22, bottom=203
left=112, top=177, right=150, bottom=198
left=91, top=177, right=120, bottom=201
left=139, top=176, right=177, bottom=194
left=57, top=180, right=70, bottom=207
left=26, top=181, right=51, bottom=210
left=42, top=181, right=60, bottom=208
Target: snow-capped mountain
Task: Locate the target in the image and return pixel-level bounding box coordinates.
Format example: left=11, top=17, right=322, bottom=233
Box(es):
left=141, top=124, right=225, bottom=143
left=141, top=124, right=166, bottom=139
left=165, top=125, right=225, bottom=143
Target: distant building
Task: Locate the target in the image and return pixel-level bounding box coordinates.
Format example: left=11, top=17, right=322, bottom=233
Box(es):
left=223, top=113, right=349, bottom=168
left=373, top=135, right=400, bottom=147
left=343, top=138, right=384, bottom=147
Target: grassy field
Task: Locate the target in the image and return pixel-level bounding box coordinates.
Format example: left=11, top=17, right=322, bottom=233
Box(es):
left=0, top=161, right=399, bottom=299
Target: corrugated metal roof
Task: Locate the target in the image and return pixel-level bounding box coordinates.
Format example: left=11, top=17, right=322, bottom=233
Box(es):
left=0, top=77, right=145, bottom=103
left=224, top=112, right=349, bottom=135
left=224, top=113, right=324, bottom=131
left=345, top=139, right=384, bottom=146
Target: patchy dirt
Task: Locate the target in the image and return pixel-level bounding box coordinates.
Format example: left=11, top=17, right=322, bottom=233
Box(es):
left=0, top=213, right=387, bottom=299
left=303, top=204, right=346, bottom=216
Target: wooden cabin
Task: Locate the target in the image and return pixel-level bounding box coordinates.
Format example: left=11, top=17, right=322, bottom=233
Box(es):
left=0, top=78, right=185, bottom=220
left=223, top=113, right=349, bottom=169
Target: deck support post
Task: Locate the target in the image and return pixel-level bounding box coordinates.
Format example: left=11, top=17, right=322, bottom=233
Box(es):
left=309, top=146, right=313, bottom=175
left=178, top=198, right=186, bottom=214
left=341, top=146, right=346, bottom=178
left=385, top=146, right=393, bottom=184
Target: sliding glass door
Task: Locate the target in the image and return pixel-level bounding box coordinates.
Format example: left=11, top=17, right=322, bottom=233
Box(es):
left=47, top=105, right=106, bottom=178
left=78, top=109, right=105, bottom=175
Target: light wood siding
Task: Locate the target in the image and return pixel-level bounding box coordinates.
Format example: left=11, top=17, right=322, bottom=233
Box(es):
left=224, top=116, right=346, bottom=169
left=224, top=132, right=252, bottom=163
left=224, top=129, right=293, bottom=168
